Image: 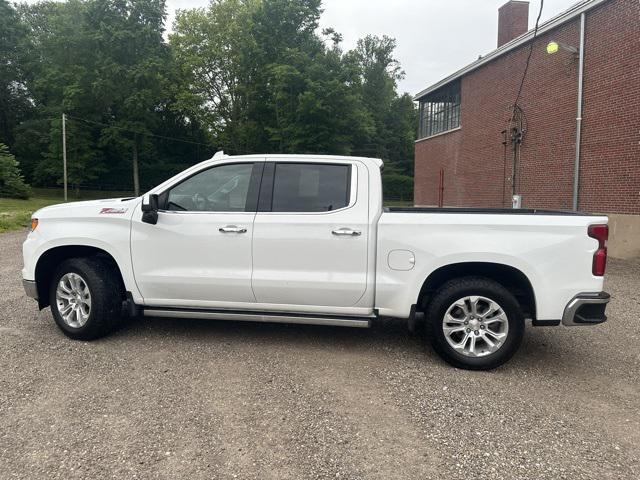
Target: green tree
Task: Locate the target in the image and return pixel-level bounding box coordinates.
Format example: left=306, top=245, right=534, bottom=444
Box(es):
left=347, top=34, right=417, bottom=193
left=171, top=0, right=258, bottom=152
left=261, top=35, right=373, bottom=154
left=384, top=93, right=418, bottom=175
left=85, top=0, right=170, bottom=195
left=0, top=143, right=30, bottom=199
left=16, top=0, right=108, bottom=189
left=0, top=0, right=31, bottom=147
left=15, top=0, right=204, bottom=193
left=34, top=117, right=105, bottom=194
left=348, top=35, right=416, bottom=167
left=171, top=0, right=373, bottom=155
left=9, top=0, right=415, bottom=198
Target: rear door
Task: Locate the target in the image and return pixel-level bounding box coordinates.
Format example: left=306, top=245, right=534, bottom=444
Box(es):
left=251, top=159, right=370, bottom=308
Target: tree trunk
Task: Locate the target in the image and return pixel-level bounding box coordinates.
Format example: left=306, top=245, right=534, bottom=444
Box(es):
left=132, top=135, right=140, bottom=197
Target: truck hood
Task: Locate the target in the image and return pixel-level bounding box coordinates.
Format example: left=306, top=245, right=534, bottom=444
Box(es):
left=33, top=197, right=140, bottom=219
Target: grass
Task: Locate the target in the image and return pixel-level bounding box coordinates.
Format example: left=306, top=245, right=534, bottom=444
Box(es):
left=0, top=188, right=134, bottom=233
left=0, top=195, right=61, bottom=233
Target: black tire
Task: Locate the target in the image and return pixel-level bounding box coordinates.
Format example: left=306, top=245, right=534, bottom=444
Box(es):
left=424, top=276, right=524, bottom=370
left=49, top=257, right=124, bottom=340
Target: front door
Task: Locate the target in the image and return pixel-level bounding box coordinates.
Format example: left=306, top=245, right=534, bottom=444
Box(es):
left=131, top=161, right=262, bottom=308
left=251, top=160, right=370, bottom=309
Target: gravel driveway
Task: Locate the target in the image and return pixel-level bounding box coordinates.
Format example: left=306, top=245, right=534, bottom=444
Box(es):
left=1, top=229, right=639, bottom=479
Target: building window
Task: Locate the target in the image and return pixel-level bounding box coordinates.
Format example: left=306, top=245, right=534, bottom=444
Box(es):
left=418, top=81, right=461, bottom=139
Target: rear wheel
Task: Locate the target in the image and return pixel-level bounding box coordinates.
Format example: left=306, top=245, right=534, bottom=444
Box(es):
left=49, top=257, right=124, bottom=340
left=425, top=277, right=524, bottom=370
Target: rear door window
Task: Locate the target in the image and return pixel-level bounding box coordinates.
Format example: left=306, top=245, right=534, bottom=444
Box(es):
left=271, top=163, right=351, bottom=212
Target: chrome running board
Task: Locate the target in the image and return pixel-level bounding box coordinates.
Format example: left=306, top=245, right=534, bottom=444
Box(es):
left=143, top=307, right=373, bottom=328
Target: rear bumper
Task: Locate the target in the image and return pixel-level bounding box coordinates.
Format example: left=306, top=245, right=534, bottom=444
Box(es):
left=23, top=279, right=38, bottom=300
left=562, top=292, right=610, bottom=326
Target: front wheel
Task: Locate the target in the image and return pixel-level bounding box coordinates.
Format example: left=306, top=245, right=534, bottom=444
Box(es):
left=425, top=277, right=524, bottom=370
left=49, top=257, right=124, bottom=340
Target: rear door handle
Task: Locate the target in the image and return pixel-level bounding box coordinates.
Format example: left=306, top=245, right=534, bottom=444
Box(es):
left=332, top=228, right=361, bottom=236
left=219, top=225, right=247, bottom=234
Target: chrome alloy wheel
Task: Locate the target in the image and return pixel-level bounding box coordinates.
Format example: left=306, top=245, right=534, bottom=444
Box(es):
left=56, top=273, right=92, bottom=328
left=442, top=296, right=509, bottom=357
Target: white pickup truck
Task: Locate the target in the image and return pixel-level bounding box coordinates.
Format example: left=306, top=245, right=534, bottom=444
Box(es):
left=22, top=153, right=610, bottom=369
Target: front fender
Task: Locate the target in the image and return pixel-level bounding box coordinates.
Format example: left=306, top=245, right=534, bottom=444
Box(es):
left=22, top=215, right=143, bottom=304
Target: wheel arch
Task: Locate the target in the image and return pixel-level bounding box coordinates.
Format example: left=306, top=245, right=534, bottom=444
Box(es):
left=35, top=245, right=126, bottom=309
left=417, top=262, right=537, bottom=320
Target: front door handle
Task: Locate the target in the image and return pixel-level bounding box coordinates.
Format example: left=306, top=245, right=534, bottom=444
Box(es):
left=332, top=227, right=361, bottom=236
left=219, top=225, right=247, bottom=234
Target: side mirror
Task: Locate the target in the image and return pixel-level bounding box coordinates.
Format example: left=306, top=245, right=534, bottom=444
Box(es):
left=141, top=193, right=159, bottom=225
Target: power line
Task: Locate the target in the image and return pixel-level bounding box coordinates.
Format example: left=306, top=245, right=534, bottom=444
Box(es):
left=513, top=0, right=544, bottom=109
left=63, top=114, right=216, bottom=148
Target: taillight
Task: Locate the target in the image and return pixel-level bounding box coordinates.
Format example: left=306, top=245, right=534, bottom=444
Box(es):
left=588, top=224, right=608, bottom=276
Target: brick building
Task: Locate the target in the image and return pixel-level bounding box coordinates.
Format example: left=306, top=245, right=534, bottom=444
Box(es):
left=413, top=0, right=639, bottom=258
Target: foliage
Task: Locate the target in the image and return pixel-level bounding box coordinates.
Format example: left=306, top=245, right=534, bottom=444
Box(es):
left=0, top=143, right=30, bottom=199
left=12, top=0, right=212, bottom=192
left=348, top=35, right=416, bottom=175
left=0, top=0, right=32, bottom=147
left=1, top=0, right=416, bottom=199
left=170, top=0, right=257, bottom=146
left=381, top=163, right=413, bottom=202
left=171, top=0, right=413, bottom=164
left=170, top=0, right=374, bottom=155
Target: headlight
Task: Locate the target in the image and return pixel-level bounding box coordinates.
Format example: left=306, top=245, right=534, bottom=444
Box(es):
left=30, top=218, right=39, bottom=231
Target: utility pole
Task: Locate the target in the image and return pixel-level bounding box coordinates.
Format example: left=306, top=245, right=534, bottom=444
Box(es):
left=62, top=113, right=68, bottom=202
left=132, top=133, right=140, bottom=197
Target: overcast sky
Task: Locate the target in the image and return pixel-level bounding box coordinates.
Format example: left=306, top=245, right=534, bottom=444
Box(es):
left=319, top=0, right=580, bottom=95
left=26, top=0, right=581, bottom=95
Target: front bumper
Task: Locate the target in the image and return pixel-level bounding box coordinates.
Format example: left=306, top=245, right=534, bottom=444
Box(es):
left=23, top=279, right=38, bottom=300
left=562, top=292, right=610, bottom=326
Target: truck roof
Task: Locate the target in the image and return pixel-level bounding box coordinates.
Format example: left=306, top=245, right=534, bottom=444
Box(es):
left=209, top=152, right=384, bottom=169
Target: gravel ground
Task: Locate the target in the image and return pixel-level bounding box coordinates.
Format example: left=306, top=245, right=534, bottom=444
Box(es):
left=1, top=229, right=639, bottom=480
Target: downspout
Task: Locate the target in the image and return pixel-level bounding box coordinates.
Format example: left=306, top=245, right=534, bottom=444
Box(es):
left=572, top=12, right=586, bottom=211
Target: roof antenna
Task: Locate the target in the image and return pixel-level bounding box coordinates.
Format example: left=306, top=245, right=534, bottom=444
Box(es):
left=213, top=150, right=225, bottom=158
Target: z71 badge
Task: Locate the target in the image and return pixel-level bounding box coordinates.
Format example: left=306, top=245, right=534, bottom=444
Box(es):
left=99, top=207, right=128, bottom=214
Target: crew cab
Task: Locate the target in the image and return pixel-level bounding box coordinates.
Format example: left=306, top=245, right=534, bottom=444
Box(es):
left=22, top=153, right=610, bottom=369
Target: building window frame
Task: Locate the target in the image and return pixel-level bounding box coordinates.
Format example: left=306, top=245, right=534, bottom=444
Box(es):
left=418, top=81, right=461, bottom=139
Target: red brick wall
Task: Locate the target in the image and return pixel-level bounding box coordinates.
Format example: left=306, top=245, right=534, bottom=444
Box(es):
left=414, top=0, right=640, bottom=215
left=498, top=1, right=530, bottom=47
left=579, top=0, right=640, bottom=214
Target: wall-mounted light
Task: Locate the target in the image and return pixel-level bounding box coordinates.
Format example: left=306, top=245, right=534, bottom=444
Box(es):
left=546, top=41, right=579, bottom=55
